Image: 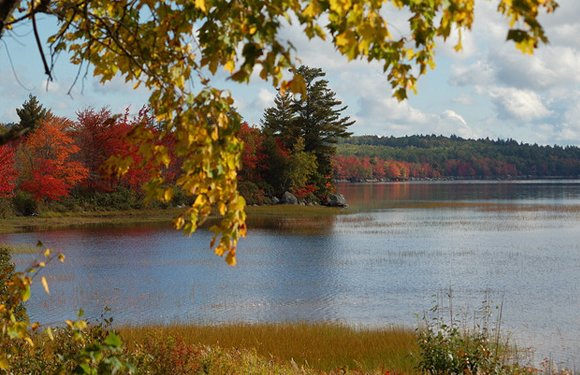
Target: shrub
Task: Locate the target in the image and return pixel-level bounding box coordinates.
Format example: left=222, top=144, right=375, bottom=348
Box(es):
left=12, top=192, right=38, bottom=216
left=238, top=180, right=268, bottom=205
left=417, top=294, right=524, bottom=374
left=0, top=246, right=25, bottom=319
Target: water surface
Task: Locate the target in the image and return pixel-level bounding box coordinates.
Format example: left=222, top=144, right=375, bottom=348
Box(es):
left=2, top=180, right=580, bottom=366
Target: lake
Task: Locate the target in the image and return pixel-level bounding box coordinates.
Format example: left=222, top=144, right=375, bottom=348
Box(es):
left=2, top=180, right=580, bottom=366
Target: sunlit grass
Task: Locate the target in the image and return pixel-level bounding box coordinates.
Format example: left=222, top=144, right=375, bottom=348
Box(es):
left=119, top=322, right=419, bottom=373
left=0, top=208, right=182, bottom=234
left=0, top=242, right=40, bottom=254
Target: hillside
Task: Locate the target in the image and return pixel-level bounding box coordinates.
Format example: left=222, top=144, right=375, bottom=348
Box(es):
left=334, top=135, right=580, bottom=180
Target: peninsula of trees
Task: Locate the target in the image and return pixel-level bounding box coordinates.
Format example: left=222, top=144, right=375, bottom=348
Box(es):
left=0, top=66, right=355, bottom=213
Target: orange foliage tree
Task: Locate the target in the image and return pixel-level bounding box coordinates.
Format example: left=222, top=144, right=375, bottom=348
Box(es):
left=18, top=117, right=88, bottom=201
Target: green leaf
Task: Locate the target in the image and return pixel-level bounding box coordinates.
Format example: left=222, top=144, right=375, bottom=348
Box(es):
left=104, top=332, right=122, bottom=348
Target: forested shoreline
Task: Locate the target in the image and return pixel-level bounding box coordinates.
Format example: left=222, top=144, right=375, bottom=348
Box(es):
left=333, top=135, right=580, bottom=181
left=2, top=93, right=579, bottom=218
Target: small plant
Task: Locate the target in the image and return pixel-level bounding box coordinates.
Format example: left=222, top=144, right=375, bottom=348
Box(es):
left=417, top=290, right=525, bottom=374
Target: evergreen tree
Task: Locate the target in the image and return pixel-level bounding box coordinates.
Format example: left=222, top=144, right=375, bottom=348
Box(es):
left=260, top=66, right=354, bottom=197
left=261, top=90, right=298, bottom=150
left=15, top=95, right=51, bottom=134
left=293, top=66, right=354, bottom=192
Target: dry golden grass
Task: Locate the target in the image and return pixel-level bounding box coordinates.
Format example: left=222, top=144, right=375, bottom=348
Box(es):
left=119, top=322, right=419, bottom=373
left=0, top=242, right=41, bottom=254
left=0, top=208, right=182, bottom=234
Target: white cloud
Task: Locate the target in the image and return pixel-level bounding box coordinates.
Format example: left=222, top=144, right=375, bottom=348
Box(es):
left=488, top=87, right=551, bottom=122
left=442, top=110, right=468, bottom=127
left=452, top=95, right=474, bottom=105
left=258, top=88, right=275, bottom=107
left=449, top=61, right=495, bottom=87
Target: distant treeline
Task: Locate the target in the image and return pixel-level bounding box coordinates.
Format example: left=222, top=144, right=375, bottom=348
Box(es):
left=333, top=135, right=580, bottom=181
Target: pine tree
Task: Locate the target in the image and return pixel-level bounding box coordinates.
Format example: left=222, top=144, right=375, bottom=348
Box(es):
left=261, top=90, right=299, bottom=150
left=293, top=66, right=354, bottom=177
left=259, top=66, right=354, bottom=197
left=15, top=95, right=51, bottom=133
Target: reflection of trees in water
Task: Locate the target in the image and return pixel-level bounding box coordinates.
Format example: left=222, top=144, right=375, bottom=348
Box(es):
left=247, top=215, right=336, bottom=235
left=338, top=181, right=580, bottom=209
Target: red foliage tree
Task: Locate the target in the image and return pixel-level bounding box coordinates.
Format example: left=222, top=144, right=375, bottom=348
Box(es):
left=0, top=143, right=18, bottom=197
left=238, top=122, right=265, bottom=182
left=71, top=108, right=120, bottom=191
left=18, top=117, right=88, bottom=201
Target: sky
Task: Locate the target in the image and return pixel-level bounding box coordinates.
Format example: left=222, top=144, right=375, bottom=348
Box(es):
left=1, top=1, right=580, bottom=146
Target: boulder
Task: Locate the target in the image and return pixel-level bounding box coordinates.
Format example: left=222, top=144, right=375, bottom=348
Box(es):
left=271, top=197, right=280, bottom=205
left=281, top=191, right=298, bottom=205
left=325, top=193, right=347, bottom=207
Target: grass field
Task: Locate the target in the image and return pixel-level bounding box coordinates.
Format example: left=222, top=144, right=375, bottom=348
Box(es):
left=119, top=322, right=419, bottom=373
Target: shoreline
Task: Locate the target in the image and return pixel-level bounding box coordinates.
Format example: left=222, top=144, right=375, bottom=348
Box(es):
left=0, top=205, right=349, bottom=236
left=336, top=176, right=580, bottom=183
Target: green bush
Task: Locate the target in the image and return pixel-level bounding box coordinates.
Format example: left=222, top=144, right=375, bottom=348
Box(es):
left=417, top=296, right=524, bottom=375
left=238, top=180, right=269, bottom=205
left=48, top=188, right=146, bottom=212
left=0, top=246, right=25, bottom=319
left=6, top=320, right=134, bottom=374
left=12, top=192, right=38, bottom=216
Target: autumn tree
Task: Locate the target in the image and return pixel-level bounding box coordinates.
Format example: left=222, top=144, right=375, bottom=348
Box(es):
left=71, top=107, right=118, bottom=191
left=238, top=122, right=265, bottom=183
left=0, top=143, right=18, bottom=198
left=259, top=136, right=291, bottom=197
left=17, top=117, right=88, bottom=201
left=286, top=137, right=318, bottom=199
left=0, top=0, right=559, bottom=264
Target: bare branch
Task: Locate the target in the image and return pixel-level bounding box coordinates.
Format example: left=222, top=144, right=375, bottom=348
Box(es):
left=31, top=2, right=53, bottom=81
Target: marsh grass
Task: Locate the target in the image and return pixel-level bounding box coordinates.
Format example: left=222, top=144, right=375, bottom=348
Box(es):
left=0, top=242, right=40, bottom=254
left=0, top=208, right=184, bottom=234
left=119, top=322, right=419, bottom=373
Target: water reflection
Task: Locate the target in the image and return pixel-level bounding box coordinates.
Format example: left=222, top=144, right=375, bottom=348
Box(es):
left=339, top=180, right=580, bottom=209
left=247, top=215, right=336, bottom=235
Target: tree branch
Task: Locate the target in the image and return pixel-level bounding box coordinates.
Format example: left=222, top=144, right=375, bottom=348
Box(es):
left=31, top=1, right=53, bottom=81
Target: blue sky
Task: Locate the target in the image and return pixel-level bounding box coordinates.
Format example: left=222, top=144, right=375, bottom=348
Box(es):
left=1, top=1, right=580, bottom=146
